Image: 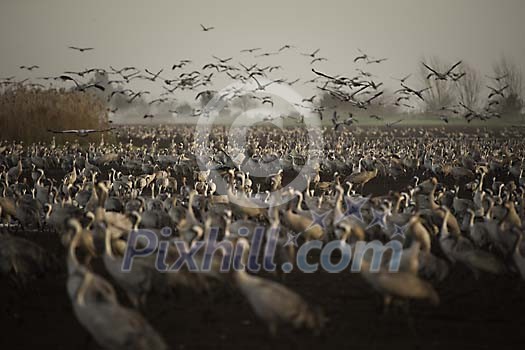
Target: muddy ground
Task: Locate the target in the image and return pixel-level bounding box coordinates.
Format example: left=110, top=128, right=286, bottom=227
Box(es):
left=1, top=235, right=525, bottom=350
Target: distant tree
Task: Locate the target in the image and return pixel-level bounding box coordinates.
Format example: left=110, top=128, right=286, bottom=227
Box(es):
left=454, top=62, right=483, bottom=110
left=418, top=56, right=456, bottom=112
left=317, top=92, right=341, bottom=109
left=173, top=101, right=192, bottom=116
left=490, top=56, right=523, bottom=117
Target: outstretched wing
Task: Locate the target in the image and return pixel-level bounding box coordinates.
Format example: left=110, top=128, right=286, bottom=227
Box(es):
left=389, top=119, right=404, bottom=126
left=446, top=61, right=462, bottom=75
left=422, top=63, right=439, bottom=75
left=96, top=128, right=115, bottom=133
left=311, top=68, right=336, bottom=80
left=84, top=128, right=114, bottom=134
left=195, top=91, right=206, bottom=100
left=47, top=129, right=77, bottom=134
left=459, top=102, right=476, bottom=113
left=86, top=84, right=105, bottom=91
left=367, top=91, right=384, bottom=103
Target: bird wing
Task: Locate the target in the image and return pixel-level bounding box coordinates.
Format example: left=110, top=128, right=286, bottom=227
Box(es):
left=59, top=75, right=75, bottom=82
left=367, top=91, right=384, bottom=103
left=446, top=61, right=462, bottom=75
left=145, top=68, right=157, bottom=76
left=90, top=84, right=105, bottom=91
left=459, top=102, right=476, bottom=113
left=49, top=129, right=78, bottom=134
left=332, top=110, right=338, bottom=122
left=422, top=63, right=439, bottom=75
left=250, top=75, right=264, bottom=89
left=311, top=68, right=336, bottom=80
left=390, top=119, right=404, bottom=126
left=195, top=91, right=206, bottom=100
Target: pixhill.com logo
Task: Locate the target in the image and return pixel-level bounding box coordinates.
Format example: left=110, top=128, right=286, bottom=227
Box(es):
left=121, top=195, right=407, bottom=274
left=121, top=227, right=403, bottom=274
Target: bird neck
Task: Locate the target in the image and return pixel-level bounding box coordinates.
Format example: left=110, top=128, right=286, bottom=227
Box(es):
left=468, top=210, right=476, bottom=228
left=104, top=226, right=114, bottom=259
left=295, top=192, right=304, bottom=211
left=68, top=223, right=82, bottom=272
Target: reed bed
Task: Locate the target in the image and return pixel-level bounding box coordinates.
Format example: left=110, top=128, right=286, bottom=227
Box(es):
left=0, top=85, right=109, bottom=143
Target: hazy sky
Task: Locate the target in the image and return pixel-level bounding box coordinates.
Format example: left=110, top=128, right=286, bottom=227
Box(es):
left=1, top=0, right=524, bottom=99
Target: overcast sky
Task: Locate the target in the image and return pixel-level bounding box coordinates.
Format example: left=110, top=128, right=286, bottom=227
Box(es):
left=1, top=0, right=524, bottom=100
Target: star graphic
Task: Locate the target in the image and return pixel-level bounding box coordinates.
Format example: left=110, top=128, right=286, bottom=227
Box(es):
left=367, top=208, right=388, bottom=230
left=283, top=231, right=301, bottom=247
left=307, top=209, right=332, bottom=230
left=391, top=223, right=409, bottom=239
left=338, top=195, right=369, bottom=223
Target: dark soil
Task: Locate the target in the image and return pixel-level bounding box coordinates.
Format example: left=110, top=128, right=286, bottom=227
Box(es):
left=1, top=234, right=525, bottom=350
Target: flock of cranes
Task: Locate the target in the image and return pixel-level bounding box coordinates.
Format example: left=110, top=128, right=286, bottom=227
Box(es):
left=1, top=22, right=518, bottom=129
left=1, top=22, right=525, bottom=350
left=1, top=123, right=525, bottom=348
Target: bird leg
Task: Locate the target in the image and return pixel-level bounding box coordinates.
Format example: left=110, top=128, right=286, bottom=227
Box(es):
left=382, top=295, right=392, bottom=315
left=268, top=322, right=278, bottom=337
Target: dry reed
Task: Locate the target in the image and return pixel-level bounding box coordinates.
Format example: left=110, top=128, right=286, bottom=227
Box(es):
left=0, top=85, right=109, bottom=143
